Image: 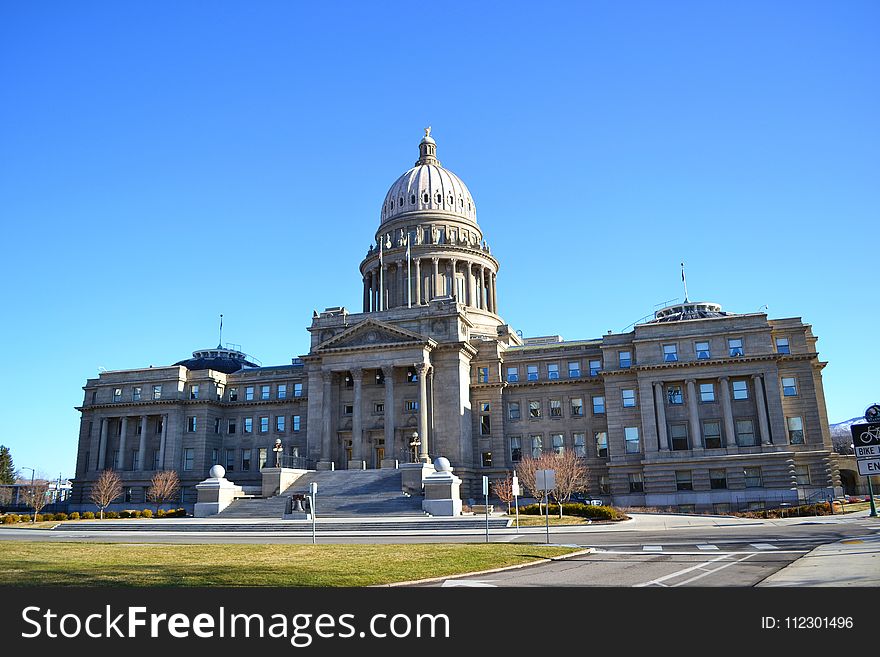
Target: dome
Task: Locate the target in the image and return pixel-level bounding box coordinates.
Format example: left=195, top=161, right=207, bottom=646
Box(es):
left=380, top=129, right=477, bottom=226
left=174, top=345, right=260, bottom=374
left=648, top=301, right=733, bottom=323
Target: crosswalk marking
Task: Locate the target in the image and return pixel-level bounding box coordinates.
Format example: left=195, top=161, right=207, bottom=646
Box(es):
left=643, top=545, right=663, bottom=552
left=697, top=544, right=719, bottom=550
left=749, top=543, right=779, bottom=550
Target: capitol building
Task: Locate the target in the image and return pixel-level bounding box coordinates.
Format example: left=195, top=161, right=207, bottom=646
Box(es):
left=70, top=131, right=842, bottom=513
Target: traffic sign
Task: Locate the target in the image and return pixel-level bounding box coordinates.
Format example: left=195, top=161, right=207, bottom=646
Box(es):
left=865, top=404, right=880, bottom=424
left=536, top=469, right=556, bottom=491
left=850, top=423, right=880, bottom=451
left=857, top=458, right=880, bottom=476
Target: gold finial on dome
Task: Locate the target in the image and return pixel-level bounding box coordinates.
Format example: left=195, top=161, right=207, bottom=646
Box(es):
left=425, top=126, right=431, bottom=138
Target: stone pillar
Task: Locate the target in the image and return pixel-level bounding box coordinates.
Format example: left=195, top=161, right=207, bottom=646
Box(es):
left=417, top=363, right=430, bottom=463
left=158, top=414, right=168, bottom=470
left=432, top=257, right=440, bottom=299
left=720, top=376, right=737, bottom=448
left=382, top=365, right=397, bottom=468
left=397, top=260, right=405, bottom=307
left=118, top=416, right=128, bottom=470
left=349, top=368, right=365, bottom=469
left=479, top=266, right=486, bottom=310
left=654, top=383, right=669, bottom=451
left=381, top=263, right=389, bottom=310
left=466, top=262, right=474, bottom=307
left=753, top=374, right=771, bottom=444
left=363, top=275, right=369, bottom=313
left=686, top=379, right=703, bottom=450
left=414, top=258, right=422, bottom=305
left=321, top=371, right=333, bottom=463
left=138, top=415, right=148, bottom=471
left=98, top=418, right=108, bottom=470
left=488, top=271, right=496, bottom=313
left=450, top=258, right=458, bottom=301
left=371, top=269, right=378, bottom=311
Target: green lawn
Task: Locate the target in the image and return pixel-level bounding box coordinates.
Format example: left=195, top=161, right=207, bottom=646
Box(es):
left=0, top=542, right=578, bottom=587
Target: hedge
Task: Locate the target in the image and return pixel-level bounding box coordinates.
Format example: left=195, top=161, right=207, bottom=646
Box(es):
left=516, top=502, right=625, bottom=520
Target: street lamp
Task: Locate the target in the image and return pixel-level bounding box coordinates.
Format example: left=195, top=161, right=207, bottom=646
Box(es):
left=409, top=431, right=420, bottom=463
left=273, top=439, right=283, bottom=468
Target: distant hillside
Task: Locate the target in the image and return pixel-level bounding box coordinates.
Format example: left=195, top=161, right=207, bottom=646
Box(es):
left=830, top=417, right=862, bottom=454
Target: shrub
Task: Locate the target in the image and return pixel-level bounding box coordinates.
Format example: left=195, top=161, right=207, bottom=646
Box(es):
left=119, top=510, right=132, bottom=519
left=156, top=509, right=166, bottom=518
left=53, top=513, right=68, bottom=521
left=34, top=514, right=44, bottom=522
left=82, top=511, right=95, bottom=520
left=170, top=508, right=187, bottom=517
left=104, top=511, right=119, bottom=519
left=132, top=510, right=142, bottom=518
left=68, top=512, right=80, bottom=520
left=141, top=509, right=153, bottom=518
left=516, top=502, right=625, bottom=520
left=2, top=515, right=17, bottom=524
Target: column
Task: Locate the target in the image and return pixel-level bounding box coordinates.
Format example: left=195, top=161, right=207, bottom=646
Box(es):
left=719, top=377, right=737, bottom=448
left=321, top=371, right=333, bottom=462
left=381, top=263, right=389, bottom=310
left=118, top=416, right=128, bottom=470
left=98, top=418, right=108, bottom=470
left=479, top=266, right=486, bottom=310
left=363, top=276, right=369, bottom=312
left=686, top=379, right=703, bottom=450
left=450, top=258, right=458, bottom=301
left=431, top=258, right=440, bottom=299
left=397, top=260, right=406, bottom=306
left=466, top=262, right=474, bottom=307
left=654, top=383, right=669, bottom=451
left=488, top=271, right=496, bottom=313
left=417, top=363, right=430, bottom=463
left=137, top=416, right=148, bottom=471
left=753, top=374, right=771, bottom=444
left=371, top=270, right=378, bottom=311
left=414, top=258, right=422, bottom=305
left=158, top=414, right=168, bottom=470
left=493, top=273, right=498, bottom=313
left=383, top=365, right=396, bottom=465
left=350, top=368, right=365, bottom=468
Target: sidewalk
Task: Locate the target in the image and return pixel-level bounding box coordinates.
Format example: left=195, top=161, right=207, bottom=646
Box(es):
left=758, top=531, right=880, bottom=587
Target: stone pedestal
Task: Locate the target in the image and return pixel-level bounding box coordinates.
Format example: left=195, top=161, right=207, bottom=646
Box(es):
left=194, top=465, right=244, bottom=518
left=422, top=457, right=462, bottom=516
left=261, top=467, right=309, bottom=498
left=316, top=461, right=336, bottom=471
left=381, top=458, right=400, bottom=470
left=347, top=460, right=366, bottom=470
left=401, top=462, right=435, bottom=496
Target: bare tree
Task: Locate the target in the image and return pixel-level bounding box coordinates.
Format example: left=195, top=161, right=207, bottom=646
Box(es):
left=492, top=472, right=515, bottom=515
left=548, top=450, right=589, bottom=518
left=0, top=485, right=12, bottom=507
left=89, top=469, right=122, bottom=519
left=147, top=470, right=180, bottom=514
left=21, top=480, right=51, bottom=522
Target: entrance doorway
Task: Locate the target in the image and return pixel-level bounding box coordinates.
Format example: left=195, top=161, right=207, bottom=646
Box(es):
left=375, top=439, right=385, bottom=468
left=344, top=439, right=353, bottom=463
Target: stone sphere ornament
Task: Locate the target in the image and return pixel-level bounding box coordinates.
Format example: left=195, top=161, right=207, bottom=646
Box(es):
left=209, top=465, right=226, bottom=479
left=434, top=457, right=452, bottom=472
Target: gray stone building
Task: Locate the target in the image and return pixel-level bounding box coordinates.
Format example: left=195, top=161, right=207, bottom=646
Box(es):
left=70, top=130, right=841, bottom=513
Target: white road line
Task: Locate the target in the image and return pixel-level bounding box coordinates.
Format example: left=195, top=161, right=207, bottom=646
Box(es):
left=749, top=543, right=779, bottom=550
left=697, top=544, right=719, bottom=551
left=672, top=554, right=756, bottom=586
left=634, top=554, right=733, bottom=587
left=642, top=545, right=663, bottom=552
left=441, top=579, right=497, bottom=587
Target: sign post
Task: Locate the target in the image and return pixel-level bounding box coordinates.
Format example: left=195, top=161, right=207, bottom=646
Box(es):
left=852, top=406, right=880, bottom=518
left=536, top=469, right=556, bottom=544
left=482, top=476, right=490, bottom=543
left=309, top=482, right=318, bottom=544
left=512, top=473, right=520, bottom=530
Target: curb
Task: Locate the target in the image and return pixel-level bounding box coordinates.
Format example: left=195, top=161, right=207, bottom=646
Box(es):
left=374, top=547, right=594, bottom=587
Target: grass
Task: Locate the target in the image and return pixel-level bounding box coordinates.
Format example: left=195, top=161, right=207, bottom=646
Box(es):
left=0, top=542, right=578, bottom=587
left=503, top=515, right=590, bottom=526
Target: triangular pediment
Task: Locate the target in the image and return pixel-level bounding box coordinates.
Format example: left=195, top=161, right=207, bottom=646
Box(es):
left=316, top=319, right=431, bottom=352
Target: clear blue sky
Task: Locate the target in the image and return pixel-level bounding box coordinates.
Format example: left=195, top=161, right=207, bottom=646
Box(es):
left=1, top=1, right=877, bottom=479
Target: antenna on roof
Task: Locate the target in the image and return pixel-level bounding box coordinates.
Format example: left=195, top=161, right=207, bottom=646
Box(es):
left=218, top=314, right=223, bottom=348
left=681, top=262, right=689, bottom=302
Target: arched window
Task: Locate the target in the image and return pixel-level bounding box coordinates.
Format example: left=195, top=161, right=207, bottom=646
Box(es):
left=399, top=197, right=404, bottom=206
left=436, top=193, right=442, bottom=203
left=423, top=193, right=429, bottom=203
left=410, top=194, right=416, bottom=204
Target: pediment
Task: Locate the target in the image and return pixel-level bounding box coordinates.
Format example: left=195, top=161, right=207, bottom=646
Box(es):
left=316, top=319, right=430, bottom=352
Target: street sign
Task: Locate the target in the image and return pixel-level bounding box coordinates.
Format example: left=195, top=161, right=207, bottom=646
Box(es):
left=536, top=469, right=556, bottom=491
left=865, top=404, right=880, bottom=424
left=482, top=475, right=489, bottom=496
left=851, top=424, right=880, bottom=450
left=511, top=474, right=520, bottom=497
left=857, top=458, right=880, bottom=476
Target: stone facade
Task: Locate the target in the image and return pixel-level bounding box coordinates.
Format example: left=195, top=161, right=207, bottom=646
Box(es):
left=69, top=132, right=841, bottom=513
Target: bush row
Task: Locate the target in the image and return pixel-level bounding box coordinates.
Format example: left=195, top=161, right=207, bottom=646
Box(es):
left=516, top=502, right=626, bottom=520
left=0, top=508, right=187, bottom=523
left=735, top=502, right=838, bottom=519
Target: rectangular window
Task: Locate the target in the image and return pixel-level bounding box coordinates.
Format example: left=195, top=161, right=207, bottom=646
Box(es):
left=183, top=448, right=194, bottom=471
left=589, top=359, right=602, bottom=376
left=775, top=337, right=791, bottom=354
left=152, top=450, right=160, bottom=471
left=663, top=344, right=678, bottom=362
left=245, top=386, right=254, bottom=401
left=113, top=388, right=122, bottom=402
left=530, top=435, right=543, bottom=457
left=527, top=364, right=539, bottom=381
left=244, top=417, right=253, bottom=434
left=795, top=464, right=811, bottom=485
left=131, top=450, right=139, bottom=470
left=695, top=341, right=711, bottom=360
left=710, top=469, right=727, bottom=490
left=551, top=433, right=564, bottom=454
left=622, top=389, right=637, bottom=407
left=277, top=384, right=287, bottom=399
left=732, top=380, right=749, bottom=400
left=744, top=466, right=762, bottom=487
left=595, top=431, right=608, bottom=458
left=699, top=383, right=715, bottom=402
left=478, top=367, right=489, bottom=383
left=508, top=401, right=521, bottom=420
left=260, top=385, right=270, bottom=400
left=480, top=401, right=490, bottom=413
left=132, top=387, right=142, bottom=401
left=229, top=387, right=238, bottom=401
left=187, top=417, right=197, bottom=432
left=592, top=396, right=605, bottom=415
left=667, top=385, right=683, bottom=405
left=260, top=417, right=269, bottom=433
left=294, top=383, right=303, bottom=397
left=570, top=397, right=583, bottom=417
left=618, top=351, right=632, bottom=368
left=405, top=400, right=419, bottom=412
left=736, top=419, right=756, bottom=446
left=481, top=452, right=493, bottom=467
left=703, top=421, right=722, bottom=449
left=510, top=436, right=522, bottom=462
left=549, top=399, right=562, bottom=417
left=507, top=367, right=519, bottom=383
left=480, top=414, right=491, bottom=435
left=374, top=402, right=384, bottom=413
left=112, top=450, right=119, bottom=470
left=225, top=448, right=235, bottom=472
left=241, top=449, right=251, bottom=472
left=670, top=424, right=689, bottom=451
left=529, top=400, right=542, bottom=419
left=211, top=448, right=219, bottom=467
left=628, top=473, right=643, bottom=493
left=599, top=475, right=610, bottom=494
left=568, top=361, right=580, bottom=378
left=228, top=419, right=237, bottom=435
left=787, top=416, right=804, bottom=444
left=293, top=415, right=301, bottom=432
left=782, top=377, right=798, bottom=396
left=214, top=417, right=220, bottom=434
left=190, top=385, right=199, bottom=400
left=728, top=338, right=744, bottom=357
left=343, top=404, right=354, bottom=415
left=547, top=363, right=559, bottom=380
left=276, top=416, right=285, bottom=432
left=374, top=370, right=385, bottom=385
left=216, top=385, right=224, bottom=400
left=675, top=470, right=693, bottom=491
left=713, top=503, right=731, bottom=514
left=573, top=433, right=586, bottom=457
left=152, top=385, right=162, bottom=400
left=624, top=427, right=640, bottom=454
left=407, top=369, right=418, bottom=383
left=258, top=448, right=267, bottom=470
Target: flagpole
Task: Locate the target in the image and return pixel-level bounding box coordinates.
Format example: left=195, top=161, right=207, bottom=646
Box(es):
left=681, top=262, right=689, bottom=302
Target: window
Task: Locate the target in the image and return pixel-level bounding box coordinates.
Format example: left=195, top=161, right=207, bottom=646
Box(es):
left=183, top=449, right=194, bottom=471
left=570, top=397, right=583, bottom=417
left=713, top=503, right=731, bottom=514
left=214, top=417, right=221, bottom=434
left=228, top=387, right=238, bottom=401
left=551, top=434, right=564, bottom=454
left=574, top=433, right=586, bottom=457
left=736, top=419, right=755, bottom=446
left=548, top=363, right=559, bottom=380
left=292, top=415, right=301, bottom=432
left=112, top=450, right=119, bottom=470
left=599, top=475, right=610, bottom=494
left=667, top=385, right=683, bottom=405
left=157, top=417, right=164, bottom=433
left=787, top=416, right=804, bottom=444
left=527, top=364, right=539, bottom=381
left=374, top=370, right=385, bottom=385
left=258, top=448, right=267, bottom=470
left=695, top=341, right=711, bottom=360
left=481, top=452, right=493, bottom=467
left=510, top=436, right=522, bottom=462
left=529, top=400, right=542, bottom=419
left=530, top=435, right=543, bottom=457
left=276, top=416, right=285, bottom=432
left=245, top=386, right=254, bottom=401
left=568, top=361, right=580, bottom=378
left=624, top=427, right=640, bottom=454
left=228, top=419, right=237, bottom=435
left=670, top=424, right=689, bottom=451
left=710, top=469, right=727, bottom=489
left=595, top=431, right=608, bottom=458
left=628, top=473, right=643, bottom=493
left=405, top=400, right=419, bottom=412
left=407, top=369, right=418, bottom=383
left=744, top=466, right=763, bottom=487
left=260, top=417, right=269, bottom=433
left=244, top=417, right=253, bottom=434
left=343, top=405, right=354, bottom=415
left=795, top=464, right=811, bottom=485
left=622, top=389, right=637, bottom=407
left=374, top=402, right=384, bottom=413
left=618, top=351, right=632, bottom=368
left=477, top=367, right=489, bottom=383
left=480, top=402, right=491, bottom=435
left=152, top=385, right=162, bottom=400
left=294, top=383, right=303, bottom=397
left=775, top=337, right=790, bottom=354
left=241, top=449, right=251, bottom=472
left=782, top=377, right=798, bottom=396
left=507, top=367, right=519, bottom=383
left=549, top=399, right=562, bottom=417
left=190, top=385, right=199, bottom=400
left=344, top=374, right=353, bottom=388
left=216, top=385, right=224, bottom=400
left=260, top=385, right=270, bottom=400
left=728, top=338, right=744, bottom=357
left=187, top=417, right=197, bottom=432
left=699, top=383, right=715, bottom=402
left=152, top=450, right=160, bottom=471
left=132, top=387, right=141, bottom=401
left=113, top=388, right=122, bottom=402
left=225, top=448, right=235, bottom=472
left=732, top=380, right=749, bottom=400
left=508, top=401, right=521, bottom=420
left=131, top=451, right=139, bottom=470
left=675, top=471, right=693, bottom=491
left=211, top=449, right=219, bottom=467
left=703, top=421, right=722, bottom=449
left=592, top=396, right=605, bottom=415
left=663, top=344, right=678, bottom=362
left=278, top=384, right=287, bottom=399
left=589, top=359, right=602, bottom=376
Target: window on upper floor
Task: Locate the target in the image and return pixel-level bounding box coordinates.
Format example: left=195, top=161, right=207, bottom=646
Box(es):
left=241, top=449, right=251, bottom=472
left=570, top=397, right=584, bottom=417
left=728, top=338, right=744, bottom=357
left=510, top=436, right=522, bottom=462
left=294, top=383, right=303, bottom=397
left=276, top=416, right=285, bottom=432
left=260, top=385, right=270, bottom=400
left=736, top=419, right=756, bottom=446
left=595, top=431, right=608, bottom=458
left=528, top=400, right=542, bottom=419
left=589, top=359, right=602, bottom=376
left=732, top=380, right=749, bottom=400
left=407, top=368, right=418, bottom=383
left=260, top=416, right=269, bottom=433
left=507, top=367, right=519, bottom=383
left=530, top=435, right=543, bottom=457
left=405, top=400, right=419, bottom=412
left=187, top=417, right=197, bottom=432
left=548, top=363, right=559, bottom=380
left=214, top=417, right=220, bottom=434
left=190, top=385, right=199, bottom=400
left=775, top=337, right=791, bottom=355
left=245, top=386, right=254, bottom=401
left=624, top=426, right=640, bottom=454
left=508, top=401, right=521, bottom=420
left=183, top=448, right=194, bottom=471
left=132, top=387, right=141, bottom=401
left=618, top=351, right=632, bottom=368
left=244, top=417, right=253, bottom=433
left=568, top=361, right=580, bottom=378
left=703, top=420, right=722, bottom=449
left=278, top=384, right=287, bottom=399
left=375, top=370, right=385, bottom=386
left=700, top=383, right=716, bottom=402
left=787, top=416, right=804, bottom=444
left=573, top=433, right=586, bottom=457
left=695, top=341, right=711, bottom=360
left=782, top=377, right=798, bottom=396
left=592, top=396, right=605, bottom=415
left=667, top=385, right=683, bottom=405
left=551, top=433, right=564, bottom=454
left=152, top=385, right=162, bottom=400
left=622, top=389, right=637, bottom=408
left=527, top=364, right=539, bottom=381
left=113, top=388, right=122, bottom=402
left=670, top=424, right=689, bottom=451
left=481, top=451, right=493, bottom=467
left=228, top=419, right=237, bottom=434
left=293, top=415, right=301, bottom=432
left=374, top=402, right=384, bottom=414
left=228, top=387, right=238, bottom=401
left=549, top=399, right=562, bottom=417
left=477, top=367, right=489, bottom=384
left=663, top=344, right=678, bottom=362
